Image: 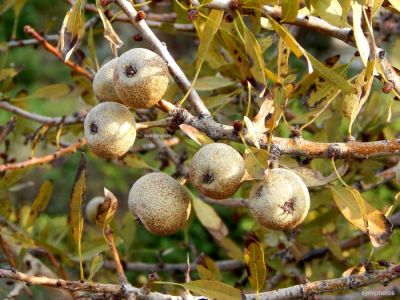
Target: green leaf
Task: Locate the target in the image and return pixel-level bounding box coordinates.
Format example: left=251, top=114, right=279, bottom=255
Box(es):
left=218, top=237, right=243, bottom=261
left=192, top=196, right=228, bottom=241
left=24, top=180, right=53, bottom=228
left=330, top=186, right=393, bottom=247
left=68, top=154, right=87, bottom=280
left=281, top=0, right=299, bottom=22
left=88, top=253, right=104, bottom=282
left=194, top=76, right=236, bottom=91
left=267, top=16, right=355, bottom=93
left=244, top=236, right=266, bottom=293
left=60, top=0, right=85, bottom=61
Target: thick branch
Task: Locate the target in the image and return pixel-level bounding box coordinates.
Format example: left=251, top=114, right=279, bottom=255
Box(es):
left=246, top=264, right=400, bottom=300
left=23, top=26, right=93, bottom=81
left=0, top=139, right=86, bottom=172
left=114, top=0, right=210, bottom=116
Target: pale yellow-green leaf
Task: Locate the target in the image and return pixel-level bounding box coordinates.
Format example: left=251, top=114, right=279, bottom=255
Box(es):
left=310, top=0, right=345, bottom=27
left=244, top=237, right=267, bottom=293
left=388, top=0, right=400, bottom=12
left=0, top=68, right=18, bottom=81
left=192, top=196, right=228, bottom=241
left=32, top=84, right=71, bottom=99
left=244, top=147, right=268, bottom=180
left=123, top=155, right=156, bottom=170
left=95, top=0, right=123, bottom=53
left=293, top=164, right=347, bottom=187
left=282, top=0, right=299, bottom=22
left=351, top=1, right=370, bottom=66
left=181, top=280, right=242, bottom=300
left=330, top=186, right=393, bottom=247
left=244, top=116, right=260, bottom=149
left=60, top=0, right=85, bottom=61
left=24, top=180, right=53, bottom=228
left=218, top=237, right=243, bottom=260
left=179, top=124, right=214, bottom=146
left=88, top=253, right=104, bottom=282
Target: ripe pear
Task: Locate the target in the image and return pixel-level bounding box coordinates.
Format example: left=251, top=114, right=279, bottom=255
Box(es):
left=84, top=102, right=136, bottom=159
left=113, top=48, right=169, bottom=108
left=128, top=172, right=191, bottom=235
left=189, top=143, right=245, bottom=199
left=249, top=168, right=310, bottom=231
left=93, top=58, right=121, bottom=103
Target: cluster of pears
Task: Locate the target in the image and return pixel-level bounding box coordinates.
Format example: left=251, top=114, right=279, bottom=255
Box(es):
left=84, top=48, right=169, bottom=159
left=86, top=142, right=310, bottom=235
left=84, top=49, right=310, bottom=235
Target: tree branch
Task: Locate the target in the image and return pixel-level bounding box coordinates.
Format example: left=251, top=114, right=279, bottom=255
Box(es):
left=114, top=0, right=210, bottom=116
left=246, top=264, right=400, bottom=300
left=23, top=26, right=93, bottom=81
left=0, top=101, right=85, bottom=125
left=0, top=139, right=86, bottom=172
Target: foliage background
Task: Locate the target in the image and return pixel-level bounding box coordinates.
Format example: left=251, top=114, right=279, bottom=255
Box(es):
left=1, top=0, right=400, bottom=298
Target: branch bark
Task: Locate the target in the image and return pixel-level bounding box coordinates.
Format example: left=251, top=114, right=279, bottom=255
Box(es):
left=23, top=26, right=93, bottom=81
left=0, top=138, right=86, bottom=172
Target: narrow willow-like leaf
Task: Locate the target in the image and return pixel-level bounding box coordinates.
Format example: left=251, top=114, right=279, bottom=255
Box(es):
left=60, top=0, right=85, bottom=61
left=88, top=253, right=104, bottom=282
left=179, top=124, right=214, bottom=146
left=192, top=196, right=228, bottom=241
left=24, top=180, right=53, bottom=228
left=351, top=1, right=370, bottom=66
left=244, top=236, right=267, bottom=293
left=95, top=0, right=123, bottom=56
left=68, top=154, right=87, bottom=280
left=159, top=280, right=242, bottom=300
left=281, top=0, right=299, bottom=22
left=179, top=9, right=223, bottom=105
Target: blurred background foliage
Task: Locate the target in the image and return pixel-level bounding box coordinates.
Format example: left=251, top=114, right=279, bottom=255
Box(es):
left=1, top=0, right=400, bottom=298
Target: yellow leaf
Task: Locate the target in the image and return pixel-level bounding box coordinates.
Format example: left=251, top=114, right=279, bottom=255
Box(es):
left=388, top=0, right=400, bottom=12
left=330, top=186, right=393, bottom=247
left=244, top=236, right=267, bottom=293
left=192, top=196, right=228, bottom=241
left=179, top=124, right=214, bottom=146
left=24, top=180, right=53, bottom=228
left=68, top=154, right=86, bottom=280
left=281, top=0, right=299, bottom=22
left=196, top=254, right=222, bottom=281
left=244, top=116, right=260, bottom=149
left=244, top=147, right=269, bottom=180
left=32, top=84, right=71, bottom=99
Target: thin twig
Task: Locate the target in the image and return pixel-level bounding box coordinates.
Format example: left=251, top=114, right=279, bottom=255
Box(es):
left=0, top=139, right=86, bottom=172
left=23, top=26, right=93, bottom=81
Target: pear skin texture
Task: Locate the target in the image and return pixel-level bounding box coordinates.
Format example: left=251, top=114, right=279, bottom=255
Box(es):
left=113, top=48, right=169, bottom=108
left=93, top=58, right=122, bottom=103
left=85, top=196, right=104, bottom=224
left=84, top=102, right=136, bottom=159
left=249, top=168, right=310, bottom=231
left=189, top=143, right=245, bottom=199
left=128, top=172, right=191, bottom=236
